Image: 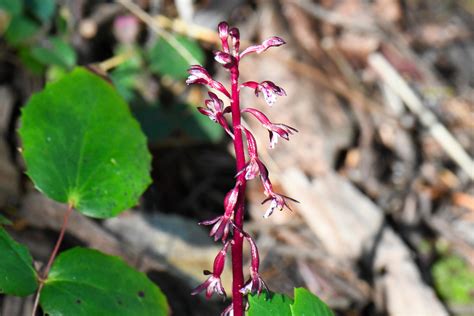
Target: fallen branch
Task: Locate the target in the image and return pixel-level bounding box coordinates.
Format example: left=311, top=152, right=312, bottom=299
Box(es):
left=368, top=53, right=474, bottom=180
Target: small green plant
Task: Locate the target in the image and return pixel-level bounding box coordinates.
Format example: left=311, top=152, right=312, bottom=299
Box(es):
left=432, top=254, right=474, bottom=305
left=0, top=67, right=168, bottom=315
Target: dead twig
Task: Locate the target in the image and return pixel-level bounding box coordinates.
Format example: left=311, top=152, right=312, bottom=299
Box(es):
left=116, top=0, right=199, bottom=65
left=368, top=53, right=474, bottom=180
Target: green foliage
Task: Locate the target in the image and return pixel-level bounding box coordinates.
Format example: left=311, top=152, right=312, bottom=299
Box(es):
left=248, top=292, right=293, bottom=316
left=133, top=103, right=223, bottom=143
left=0, top=0, right=23, bottom=15
left=0, top=214, right=12, bottom=225
left=248, top=288, right=334, bottom=316
left=0, top=227, right=38, bottom=296
left=25, top=0, right=55, bottom=22
left=148, top=35, right=205, bottom=79
left=110, top=46, right=143, bottom=102
left=40, top=247, right=169, bottom=316
left=432, top=255, right=474, bottom=304
left=291, top=288, right=334, bottom=316
left=19, top=67, right=152, bottom=218
left=5, top=15, right=39, bottom=45
left=30, top=36, right=76, bottom=69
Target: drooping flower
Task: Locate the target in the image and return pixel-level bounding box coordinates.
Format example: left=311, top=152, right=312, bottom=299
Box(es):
left=261, top=193, right=298, bottom=218
left=242, top=81, right=286, bottom=106
left=199, top=184, right=239, bottom=242
left=199, top=215, right=233, bottom=242
left=240, top=232, right=268, bottom=295
left=236, top=128, right=266, bottom=180
left=186, top=65, right=231, bottom=98
left=240, top=36, right=286, bottom=58
left=242, top=108, right=297, bottom=148
left=191, top=241, right=230, bottom=298
left=198, top=92, right=233, bottom=138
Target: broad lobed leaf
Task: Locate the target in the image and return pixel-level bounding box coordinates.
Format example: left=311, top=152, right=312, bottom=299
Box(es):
left=248, top=288, right=334, bottom=316
left=19, top=67, right=152, bottom=218
left=0, top=227, right=38, bottom=296
left=40, top=247, right=169, bottom=316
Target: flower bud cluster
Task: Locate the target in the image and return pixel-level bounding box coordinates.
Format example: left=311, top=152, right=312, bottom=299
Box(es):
left=187, top=21, right=298, bottom=315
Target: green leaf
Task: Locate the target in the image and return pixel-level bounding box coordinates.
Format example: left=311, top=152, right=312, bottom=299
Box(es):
left=148, top=35, right=205, bottom=79
left=290, top=288, right=334, bottom=316
left=30, top=36, right=77, bottom=69
left=248, top=292, right=293, bottom=316
left=25, top=0, right=55, bottom=22
left=0, top=227, right=38, bottom=296
left=432, top=255, right=474, bottom=304
left=19, top=47, right=46, bottom=74
left=0, top=0, right=23, bottom=15
left=19, top=67, right=152, bottom=218
left=110, top=47, right=143, bottom=102
left=5, top=15, right=39, bottom=45
left=40, top=247, right=169, bottom=316
left=0, top=214, right=12, bottom=225
left=247, top=288, right=334, bottom=316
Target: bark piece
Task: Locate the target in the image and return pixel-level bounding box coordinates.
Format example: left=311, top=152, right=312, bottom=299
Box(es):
left=280, top=168, right=448, bottom=316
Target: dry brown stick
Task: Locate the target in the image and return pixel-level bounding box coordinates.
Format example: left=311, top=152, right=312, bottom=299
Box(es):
left=116, top=0, right=199, bottom=65
left=289, top=0, right=380, bottom=33
left=368, top=53, right=474, bottom=180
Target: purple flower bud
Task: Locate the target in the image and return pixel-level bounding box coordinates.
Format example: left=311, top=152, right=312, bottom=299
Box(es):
left=241, top=81, right=259, bottom=90
left=229, top=27, right=240, bottom=54
left=260, top=37, right=286, bottom=52
left=214, top=51, right=236, bottom=68
left=218, top=21, right=230, bottom=53
left=242, top=81, right=286, bottom=106
left=261, top=193, right=298, bottom=218
left=191, top=242, right=230, bottom=299
left=213, top=241, right=230, bottom=275
left=242, top=108, right=298, bottom=148
left=240, top=36, right=286, bottom=58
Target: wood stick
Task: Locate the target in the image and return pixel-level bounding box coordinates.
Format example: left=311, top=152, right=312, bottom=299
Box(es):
left=368, top=53, right=474, bottom=180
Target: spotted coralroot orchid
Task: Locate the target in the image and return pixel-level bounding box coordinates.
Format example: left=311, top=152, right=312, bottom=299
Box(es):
left=187, top=21, right=298, bottom=316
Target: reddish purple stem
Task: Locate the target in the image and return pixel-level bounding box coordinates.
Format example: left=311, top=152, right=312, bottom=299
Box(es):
left=229, top=65, right=246, bottom=316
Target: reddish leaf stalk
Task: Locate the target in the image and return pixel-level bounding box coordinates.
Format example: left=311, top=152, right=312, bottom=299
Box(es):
left=31, top=203, right=74, bottom=316
left=188, top=21, right=296, bottom=316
